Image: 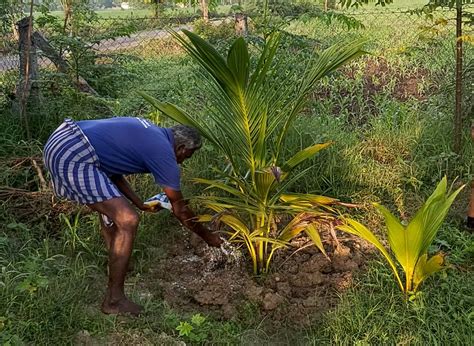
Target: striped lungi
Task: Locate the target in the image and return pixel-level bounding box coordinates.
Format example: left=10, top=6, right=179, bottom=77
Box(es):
left=43, top=118, right=122, bottom=205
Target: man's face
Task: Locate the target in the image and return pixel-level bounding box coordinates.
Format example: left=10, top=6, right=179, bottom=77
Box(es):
left=175, top=145, right=197, bottom=164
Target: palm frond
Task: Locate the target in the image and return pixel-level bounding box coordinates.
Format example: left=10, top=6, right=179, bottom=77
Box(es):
left=337, top=218, right=404, bottom=291
left=282, top=142, right=332, bottom=172
left=275, top=39, right=368, bottom=158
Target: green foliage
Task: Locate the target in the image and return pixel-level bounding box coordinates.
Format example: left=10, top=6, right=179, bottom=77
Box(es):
left=309, top=241, right=473, bottom=345
left=141, top=30, right=366, bottom=274
left=36, top=7, right=137, bottom=81
left=246, top=0, right=365, bottom=35
left=410, top=0, right=474, bottom=25
left=175, top=313, right=211, bottom=342
left=339, top=0, right=394, bottom=8
left=0, top=0, right=22, bottom=32
left=0, top=4, right=472, bottom=343
left=60, top=212, right=94, bottom=254
left=338, top=177, right=464, bottom=296
left=192, top=18, right=236, bottom=43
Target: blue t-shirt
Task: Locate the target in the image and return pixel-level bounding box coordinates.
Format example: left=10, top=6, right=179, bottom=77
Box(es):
left=77, top=117, right=180, bottom=191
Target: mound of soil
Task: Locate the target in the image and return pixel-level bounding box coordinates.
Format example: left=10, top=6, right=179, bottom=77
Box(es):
left=144, top=228, right=373, bottom=328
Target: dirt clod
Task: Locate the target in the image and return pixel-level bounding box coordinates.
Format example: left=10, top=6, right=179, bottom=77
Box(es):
left=263, top=292, right=284, bottom=311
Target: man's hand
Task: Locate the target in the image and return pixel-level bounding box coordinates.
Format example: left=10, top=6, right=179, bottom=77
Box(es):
left=199, top=230, right=223, bottom=248
left=139, top=202, right=163, bottom=213
left=164, top=187, right=224, bottom=247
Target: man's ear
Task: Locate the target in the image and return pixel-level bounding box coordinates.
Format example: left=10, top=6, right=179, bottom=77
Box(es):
left=175, top=144, right=186, bottom=153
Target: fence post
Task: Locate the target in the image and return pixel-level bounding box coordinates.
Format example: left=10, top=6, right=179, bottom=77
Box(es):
left=200, top=0, right=209, bottom=22
left=15, top=15, right=38, bottom=140
left=16, top=17, right=39, bottom=100
left=235, top=13, right=248, bottom=36
left=454, top=0, right=463, bottom=154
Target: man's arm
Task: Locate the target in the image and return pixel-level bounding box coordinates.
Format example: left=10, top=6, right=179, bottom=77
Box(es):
left=163, top=187, right=223, bottom=247
left=110, top=175, right=149, bottom=211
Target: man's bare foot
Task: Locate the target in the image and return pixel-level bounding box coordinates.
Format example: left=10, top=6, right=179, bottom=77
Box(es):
left=101, top=297, right=143, bottom=316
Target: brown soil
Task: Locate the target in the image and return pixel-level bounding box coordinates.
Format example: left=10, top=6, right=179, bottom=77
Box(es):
left=311, top=57, right=434, bottom=124
left=144, top=228, right=373, bottom=329
left=358, top=57, right=431, bottom=103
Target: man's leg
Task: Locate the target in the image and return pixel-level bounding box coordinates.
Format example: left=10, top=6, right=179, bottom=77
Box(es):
left=98, top=214, right=135, bottom=272
left=88, top=197, right=142, bottom=315
left=467, top=182, right=474, bottom=231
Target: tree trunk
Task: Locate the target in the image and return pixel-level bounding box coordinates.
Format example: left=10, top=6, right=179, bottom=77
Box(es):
left=469, top=124, right=474, bottom=222
left=454, top=0, right=463, bottom=154
left=32, top=31, right=98, bottom=96
left=11, top=22, right=20, bottom=40
left=16, top=8, right=38, bottom=140
left=16, top=17, right=39, bottom=104
left=200, top=0, right=209, bottom=22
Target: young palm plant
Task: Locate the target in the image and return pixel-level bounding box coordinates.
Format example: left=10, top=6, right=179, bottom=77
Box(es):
left=337, top=177, right=464, bottom=296
left=140, top=30, right=366, bottom=274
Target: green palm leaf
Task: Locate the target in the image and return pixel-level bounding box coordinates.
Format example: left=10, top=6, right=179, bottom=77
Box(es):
left=254, top=169, right=278, bottom=201
left=227, top=37, right=250, bottom=89
left=280, top=193, right=340, bottom=207
left=173, top=30, right=238, bottom=94
left=337, top=218, right=404, bottom=291
left=373, top=203, right=412, bottom=277
left=275, top=39, right=368, bottom=157
left=282, top=142, right=332, bottom=172
left=412, top=253, right=444, bottom=292
left=305, top=223, right=328, bottom=259
left=193, top=177, right=256, bottom=202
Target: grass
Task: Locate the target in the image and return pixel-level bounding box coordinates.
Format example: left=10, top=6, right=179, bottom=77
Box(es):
left=307, top=225, right=474, bottom=345
left=0, top=4, right=473, bottom=344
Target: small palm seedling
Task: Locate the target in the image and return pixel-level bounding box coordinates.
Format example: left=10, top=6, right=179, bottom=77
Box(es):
left=338, top=177, right=464, bottom=296
left=140, top=30, right=366, bottom=274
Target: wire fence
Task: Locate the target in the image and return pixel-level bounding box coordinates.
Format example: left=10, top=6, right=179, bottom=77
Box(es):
left=0, top=14, right=207, bottom=72
left=0, top=7, right=472, bottom=94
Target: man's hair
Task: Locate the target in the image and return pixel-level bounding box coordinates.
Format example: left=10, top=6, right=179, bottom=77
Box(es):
left=170, top=125, right=202, bottom=150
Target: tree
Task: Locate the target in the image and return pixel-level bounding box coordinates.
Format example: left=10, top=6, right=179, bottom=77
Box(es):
left=323, top=0, right=337, bottom=10
left=0, top=0, right=25, bottom=39
left=141, top=31, right=366, bottom=274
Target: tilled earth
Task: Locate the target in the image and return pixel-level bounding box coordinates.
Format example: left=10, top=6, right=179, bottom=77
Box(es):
left=143, top=228, right=374, bottom=328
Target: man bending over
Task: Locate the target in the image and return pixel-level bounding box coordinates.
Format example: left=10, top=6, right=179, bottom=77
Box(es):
left=43, top=117, right=222, bottom=316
